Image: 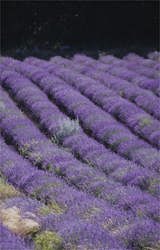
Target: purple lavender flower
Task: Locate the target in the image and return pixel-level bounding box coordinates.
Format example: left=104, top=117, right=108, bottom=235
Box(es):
left=0, top=224, right=30, bottom=250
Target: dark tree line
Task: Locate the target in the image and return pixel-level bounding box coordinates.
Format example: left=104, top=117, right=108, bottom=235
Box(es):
left=1, top=1, right=159, bottom=58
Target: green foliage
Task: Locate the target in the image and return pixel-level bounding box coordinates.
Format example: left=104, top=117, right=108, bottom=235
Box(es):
left=139, top=117, right=152, bottom=127
left=0, top=178, right=19, bottom=199
left=39, top=202, right=64, bottom=215
left=34, top=231, right=63, bottom=250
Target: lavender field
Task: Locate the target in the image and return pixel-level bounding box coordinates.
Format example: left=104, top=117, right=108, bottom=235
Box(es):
left=0, top=51, right=160, bottom=250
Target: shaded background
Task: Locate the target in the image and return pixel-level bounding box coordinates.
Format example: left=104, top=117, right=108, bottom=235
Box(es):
left=1, top=1, right=159, bottom=59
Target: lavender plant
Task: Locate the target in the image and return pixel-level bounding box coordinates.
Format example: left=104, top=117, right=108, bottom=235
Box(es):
left=0, top=53, right=160, bottom=250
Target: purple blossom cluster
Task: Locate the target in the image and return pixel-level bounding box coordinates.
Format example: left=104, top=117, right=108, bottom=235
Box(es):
left=1, top=87, right=159, bottom=218
left=100, top=54, right=160, bottom=79
left=49, top=56, right=160, bottom=149
left=63, top=54, right=160, bottom=114
left=0, top=223, right=30, bottom=250
left=0, top=52, right=160, bottom=250
left=0, top=58, right=159, bottom=195
left=9, top=56, right=160, bottom=173
left=0, top=136, right=129, bottom=249
left=1, top=136, right=160, bottom=249
left=98, top=54, right=160, bottom=95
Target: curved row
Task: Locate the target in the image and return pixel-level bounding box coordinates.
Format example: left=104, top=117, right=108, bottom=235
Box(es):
left=2, top=57, right=160, bottom=174
left=100, top=54, right=160, bottom=79
left=14, top=56, right=160, bottom=173
left=66, top=54, right=160, bottom=115
left=1, top=55, right=160, bottom=250
left=1, top=119, right=160, bottom=250
left=48, top=56, right=160, bottom=149
left=1, top=59, right=159, bottom=196
left=98, top=54, right=160, bottom=95
left=1, top=135, right=131, bottom=250
left=1, top=111, right=160, bottom=250
left=2, top=176, right=130, bottom=250
left=72, top=53, right=160, bottom=97
left=1, top=85, right=160, bottom=220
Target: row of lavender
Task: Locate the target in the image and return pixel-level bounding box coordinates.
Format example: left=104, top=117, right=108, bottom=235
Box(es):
left=1, top=94, right=159, bottom=249
left=1, top=94, right=158, bottom=250
left=1, top=57, right=160, bottom=174
left=73, top=52, right=160, bottom=94
left=0, top=52, right=160, bottom=249
left=0, top=126, right=127, bottom=250
left=48, top=55, right=160, bottom=148
left=0, top=78, right=159, bottom=217
left=50, top=54, right=160, bottom=119
left=0, top=59, right=159, bottom=193
left=0, top=167, right=159, bottom=250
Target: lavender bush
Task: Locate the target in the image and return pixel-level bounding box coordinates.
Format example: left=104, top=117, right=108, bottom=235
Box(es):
left=0, top=52, right=160, bottom=249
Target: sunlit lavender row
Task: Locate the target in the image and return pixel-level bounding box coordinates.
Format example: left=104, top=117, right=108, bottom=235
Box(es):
left=0, top=51, right=160, bottom=250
